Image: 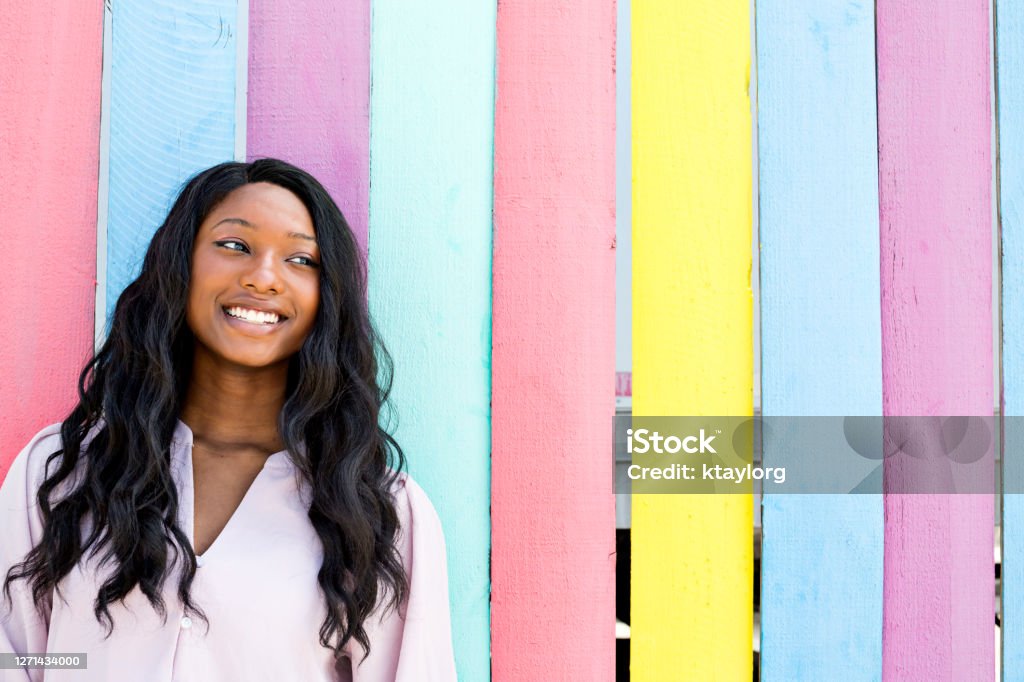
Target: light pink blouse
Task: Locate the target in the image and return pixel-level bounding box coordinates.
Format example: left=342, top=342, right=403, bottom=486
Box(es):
left=0, top=422, right=457, bottom=681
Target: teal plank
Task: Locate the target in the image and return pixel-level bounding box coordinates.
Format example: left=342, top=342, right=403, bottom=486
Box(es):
left=367, top=3, right=495, bottom=679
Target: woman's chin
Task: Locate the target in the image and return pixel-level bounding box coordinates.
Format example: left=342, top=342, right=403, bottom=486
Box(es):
left=224, top=353, right=288, bottom=371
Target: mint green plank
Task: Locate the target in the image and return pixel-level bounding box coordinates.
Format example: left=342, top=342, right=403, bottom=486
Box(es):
left=367, top=3, right=495, bottom=679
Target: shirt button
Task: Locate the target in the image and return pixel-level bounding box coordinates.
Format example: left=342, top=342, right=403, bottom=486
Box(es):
left=180, top=616, right=193, bottom=629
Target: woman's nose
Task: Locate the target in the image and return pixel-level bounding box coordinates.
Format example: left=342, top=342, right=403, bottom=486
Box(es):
left=240, top=254, right=284, bottom=294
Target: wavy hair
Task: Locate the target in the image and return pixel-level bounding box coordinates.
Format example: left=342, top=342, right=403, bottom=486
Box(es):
left=2, top=158, right=409, bottom=661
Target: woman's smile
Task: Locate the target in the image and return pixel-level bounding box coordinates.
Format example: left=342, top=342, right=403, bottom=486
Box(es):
left=223, top=305, right=286, bottom=325
left=221, top=305, right=288, bottom=334
left=219, top=299, right=291, bottom=334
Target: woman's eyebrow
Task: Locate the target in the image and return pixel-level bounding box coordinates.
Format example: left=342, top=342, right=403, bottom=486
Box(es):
left=212, top=217, right=317, bottom=242
left=213, top=217, right=254, bottom=229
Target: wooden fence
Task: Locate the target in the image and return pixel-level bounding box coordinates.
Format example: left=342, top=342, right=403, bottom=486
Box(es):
left=2, top=1, right=1022, bottom=680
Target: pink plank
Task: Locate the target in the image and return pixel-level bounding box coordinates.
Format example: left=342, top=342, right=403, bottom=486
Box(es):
left=247, top=0, right=370, bottom=252
left=491, top=0, right=617, bottom=679
left=877, top=2, right=994, bottom=678
left=0, top=3, right=103, bottom=480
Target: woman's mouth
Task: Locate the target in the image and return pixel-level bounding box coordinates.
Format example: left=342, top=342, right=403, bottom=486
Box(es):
left=222, top=306, right=286, bottom=326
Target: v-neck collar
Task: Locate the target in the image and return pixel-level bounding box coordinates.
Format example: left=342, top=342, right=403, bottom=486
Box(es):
left=171, top=419, right=292, bottom=560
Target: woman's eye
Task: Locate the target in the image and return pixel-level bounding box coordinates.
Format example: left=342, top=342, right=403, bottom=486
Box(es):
left=288, top=256, right=320, bottom=268
left=214, top=239, right=248, bottom=252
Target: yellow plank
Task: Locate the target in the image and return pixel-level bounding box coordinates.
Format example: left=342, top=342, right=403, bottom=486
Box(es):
left=630, top=1, right=753, bottom=680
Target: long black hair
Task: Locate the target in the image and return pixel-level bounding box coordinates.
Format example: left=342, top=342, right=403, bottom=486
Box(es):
left=3, top=158, right=409, bottom=661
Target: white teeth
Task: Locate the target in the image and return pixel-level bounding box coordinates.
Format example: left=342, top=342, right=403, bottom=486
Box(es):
left=226, top=306, right=280, bottom=324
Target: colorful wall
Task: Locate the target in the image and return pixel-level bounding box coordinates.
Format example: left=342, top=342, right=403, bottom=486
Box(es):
left=3, top=0, right=1024, bottom=680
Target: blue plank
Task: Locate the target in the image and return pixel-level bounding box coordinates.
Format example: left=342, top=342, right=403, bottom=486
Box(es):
left=757, top=1, right=883, bottom=678
left=998, top=0, right=1024, bottom=675
left=105, top=0, right=238, bottom=325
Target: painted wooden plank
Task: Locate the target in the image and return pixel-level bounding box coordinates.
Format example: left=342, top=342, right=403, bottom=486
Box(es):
left=0, top=3, right=103, bottom=478
left=631, top=0, right=752, bottom=679
left=247, top=0, right=369, bottom=251
left=367, top=3, right=495, bottom=679
left=757, top=2, right=883, bottom=678
left=490, top=2, right=616, bottom=679
left=997, top=0, right=1024, bottom=675
left=876, top=2, right=994, bottom=679
left=106, top=0, right=238, bottom=323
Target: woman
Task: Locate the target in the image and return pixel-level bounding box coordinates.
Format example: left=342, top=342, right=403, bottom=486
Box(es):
left=0, top=159, right=457, bottom=680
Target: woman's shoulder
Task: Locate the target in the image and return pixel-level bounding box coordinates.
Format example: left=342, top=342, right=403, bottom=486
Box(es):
left=2, top=421, right=100, bottom=502
left=0, top=423, right=68, bottom=533
left=19, top=423, right=65, bottom=455
left=387, top=470, right=446, bottom=541
left=3, top=423, right=65, bottom=486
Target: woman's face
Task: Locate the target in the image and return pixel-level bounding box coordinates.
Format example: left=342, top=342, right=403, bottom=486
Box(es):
left=186, top=182, right=321, bottom=370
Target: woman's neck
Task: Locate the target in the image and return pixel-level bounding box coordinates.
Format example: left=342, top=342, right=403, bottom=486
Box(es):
left=179, top=346, right=289, bottom=455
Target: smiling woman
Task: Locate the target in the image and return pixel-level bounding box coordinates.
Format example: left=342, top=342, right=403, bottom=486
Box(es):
left=0, top=159, right=457, bottom=681
left=187, top=182, right=321, bottom=370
